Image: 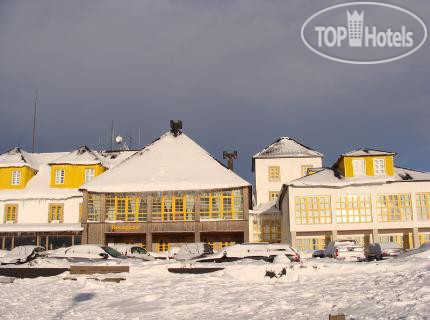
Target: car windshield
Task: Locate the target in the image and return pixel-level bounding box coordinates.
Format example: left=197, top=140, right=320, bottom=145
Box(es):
left=131, top=247, right=147, bottom=254
left=101, top=246, right=124, bottom=258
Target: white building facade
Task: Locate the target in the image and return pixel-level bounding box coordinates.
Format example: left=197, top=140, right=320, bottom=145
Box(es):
left=253, top=137, right=323, bottom=205
left=279, top=149, right=430, bottom=251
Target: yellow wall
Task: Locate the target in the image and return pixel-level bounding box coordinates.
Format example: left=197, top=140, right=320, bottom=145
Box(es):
left=339, top=155, right=394, bottom=177
left=0, top=166, right=36, bottom=189
left=50, top=164, right=105, bottom=188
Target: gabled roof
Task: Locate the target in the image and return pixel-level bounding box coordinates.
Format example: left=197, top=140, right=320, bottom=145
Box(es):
left=0, top=148, right=36, bottom=169
left=341, top=148, right=396, bottom=157
left=253, top=137, right=323, bottom=159
left=287, top=166, right=430, bottom=188
left=82, top=131, right=251, bottom=193
left=49, top=146, right=105, bottom=166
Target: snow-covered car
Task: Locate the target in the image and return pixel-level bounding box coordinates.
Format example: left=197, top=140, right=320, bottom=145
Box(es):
left=365, top=242, right=405, bottom=260
left=174, top=243, right=214, bottom=261
left=196, top=243, right=300, bottom=263
left=0, top=246, right=47, bottom=265
left=110, top=244, right=154, bottom=261
left=49, top=244, right=126, bottom=261
left=312, top=249, right=325, bottom=258
left=0, top=249, right=9, bottom=258
left=324, top=240, right=365, bottom=261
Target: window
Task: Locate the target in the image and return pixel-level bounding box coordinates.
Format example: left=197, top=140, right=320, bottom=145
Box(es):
left=157, top=242, right=170, bottom=252
left=295, top=237, right=327, bottom=252
left=85, top=168, right=95, bottom=182
left=4, top=204, right=18, bottom=223
left=417, top=193, right=430, bottom=221
left=253, top=220, right=281, bottom=243
left=268, top=191, right=279, bottom=201
left=352, top=159, right=365, bottom=176
left=48, top=204, right=64, bottom=223
left=102, top=194, right=148, bottom=222
left=55, top=169, right=65, bottom=184
left=152, top=193, right=195, bottom=222
left=301, top=165, right=313, bottom=177
left=11, top=170, right=21, bottom=185
left=87, top=194, right=101, bottom=222
left=199, top=189, right=243, bottom=220
left=295, top=196, right=332, bottom=224
left=373, top=158, right=385, bottom=175
left=379, top=234, right=404, bottom=248
left=336, top=195, right=372, bottom=223
left=376, top=194, right=412, bottom=222
left=268, top=166, right=280, bottom=181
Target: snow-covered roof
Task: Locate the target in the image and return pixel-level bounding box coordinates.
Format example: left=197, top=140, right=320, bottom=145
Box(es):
left=250, top=199, right=280, bottom=215
left=82, top=131, right=251, bottom=193
left=341, top=148, right=396, bottom=157
left=0, top=149, right=134, bottom=201
left=253, top=137, right=323, bottom=159
left=0, top=148, right=36, bottom=169
left=288, top=167, right=430, bottom=188
left=49, top=146, right=105, bottom=166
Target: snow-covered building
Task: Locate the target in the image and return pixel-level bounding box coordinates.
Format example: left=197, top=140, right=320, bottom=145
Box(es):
left=249, top=200, right=281, bottom=243
left=0, top=147, right=134, bottom=250
left=252, top=137, right=323, bottom=205
left=278, top=148, right=430, bottom=251
left=80, top=126, right=252, bottom=252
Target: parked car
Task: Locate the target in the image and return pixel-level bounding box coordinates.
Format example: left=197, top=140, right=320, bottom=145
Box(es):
left=312, top=249, right=325, bottom=258
left=49, top=244, right=126, bottom=261
left=110, top=244, right=155, bottom=261
left=196, top=243, right=300, bottom=263
left=0, top=246, right=47, bottom=265
left=324, top=240, right=365, bottom=261
left=174, top=243, right=214, bottom=261
left=0, top=249, right=9, bottom=258
left=365, top=242, right=405, bottom=260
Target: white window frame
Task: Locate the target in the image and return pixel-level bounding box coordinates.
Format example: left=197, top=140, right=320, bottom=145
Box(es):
left=11, top=170, right=21, bottom=185
left=373, top=158, right=386, bottom=175
left=55, top=169, right=65, bottom=184
left=352, top=159, right=365, bottom=176
left=85, top=168, right=95, bottom=183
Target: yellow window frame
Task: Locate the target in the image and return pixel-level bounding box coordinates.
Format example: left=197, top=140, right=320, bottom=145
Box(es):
left=336, top=195, right=372, bottom=224
left=4, top=204, right=18, bottom=223
left=48, top=203, right=64, bottom=222
left=268, top=166, right=280, bottom=181
left=295, top=195, right=332, bottom=225
left=416, top=193, right=430, bottom=221
left=376, top=193, right=412, bottom=222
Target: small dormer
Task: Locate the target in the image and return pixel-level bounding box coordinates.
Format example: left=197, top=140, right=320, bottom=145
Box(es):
left=0, top=148, right=37, bottom=189
left=48, top=146, right=106, bottom=188
left=335, top=148, right=395, bottom=178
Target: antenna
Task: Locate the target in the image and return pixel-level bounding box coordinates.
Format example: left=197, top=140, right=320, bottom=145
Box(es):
left=32, top=90, right=38, bottom=153
left=110, top=120, right=114, bottom=150
left=138, top=128, right=141, bottom=149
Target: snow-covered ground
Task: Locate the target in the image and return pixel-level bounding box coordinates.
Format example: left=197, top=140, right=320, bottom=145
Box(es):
left=1, top=254, right=430, bottom=320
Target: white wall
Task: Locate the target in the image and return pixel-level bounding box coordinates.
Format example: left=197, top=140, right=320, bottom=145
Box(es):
left=0, top=197, right=82, bottom=224
left=255, top=157, right=322, bottom=205
left=282, top=180, right=430, bottom=235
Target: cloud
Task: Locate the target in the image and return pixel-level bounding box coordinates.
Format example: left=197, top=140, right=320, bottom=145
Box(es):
left=0, top=0, right=429, bottom=183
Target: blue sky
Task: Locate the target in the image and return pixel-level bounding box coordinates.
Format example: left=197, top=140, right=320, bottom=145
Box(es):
left=0, top=0, right=429, bottom=184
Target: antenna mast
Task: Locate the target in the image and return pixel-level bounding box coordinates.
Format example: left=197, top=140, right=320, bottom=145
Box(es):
left=110, top=120, right=114, bottom=150
left=32, top=90, right=38, bottom=153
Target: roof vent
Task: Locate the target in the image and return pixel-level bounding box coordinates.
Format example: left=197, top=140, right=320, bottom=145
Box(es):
left=223, top=151, right=238, bottom=171
left=400, top=173, right=413, bottom=180
left=170, top=120, right=183, bottom=137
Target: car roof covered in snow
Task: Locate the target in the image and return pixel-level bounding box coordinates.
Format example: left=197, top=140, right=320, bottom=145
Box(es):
left=287, top=166, right=430, bottom=188
left=81, top=131, right=251, bottom=193
left=253, top=137, right=323, bottom=159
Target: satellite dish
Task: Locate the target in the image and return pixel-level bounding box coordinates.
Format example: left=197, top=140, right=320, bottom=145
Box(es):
left=115, top=135, right=123, bottom=144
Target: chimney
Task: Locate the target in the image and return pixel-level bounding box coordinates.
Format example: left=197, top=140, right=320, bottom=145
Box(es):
left=223, top=151, right=237, bottom=171
left=170, top=120, right=183, bottom=137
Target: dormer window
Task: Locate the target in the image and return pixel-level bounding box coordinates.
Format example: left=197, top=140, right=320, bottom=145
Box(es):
left=55, top=169, right=65, bottom=184
left=85, top=168, right=95, bottom=182
left=374, top=158, right=386, bottom=175
left=11, top=170, right=21, bottom=185
left=352, top=159, right=365, bottom=176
